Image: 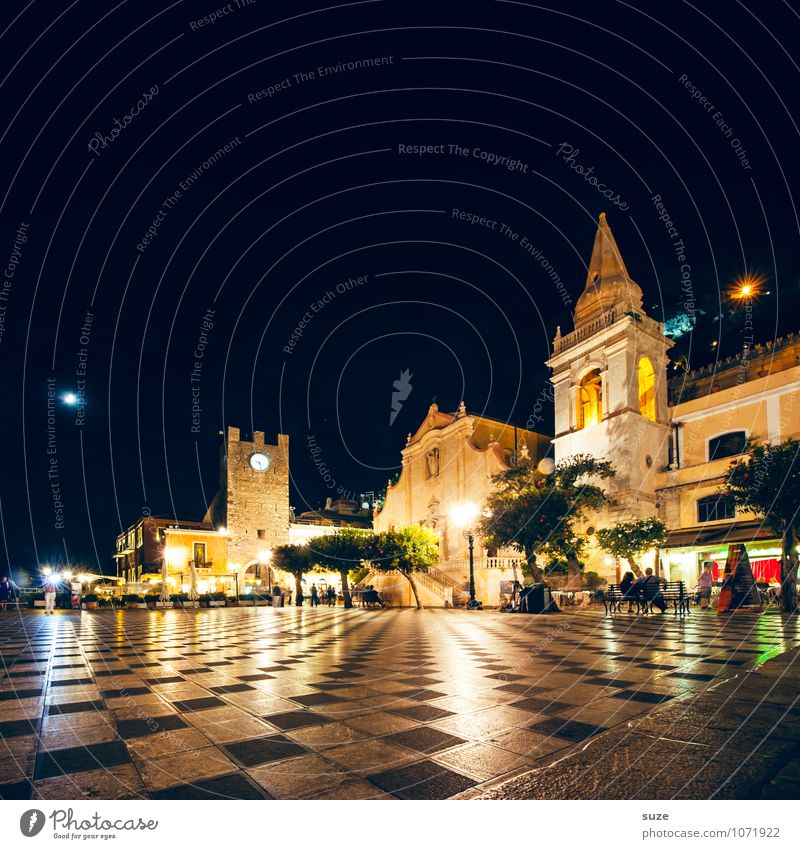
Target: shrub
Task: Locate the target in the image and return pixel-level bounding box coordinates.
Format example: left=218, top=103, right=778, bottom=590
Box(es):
left=82, top=593, right=98, bottom=602
left=123, top=594, right=144, bottom=604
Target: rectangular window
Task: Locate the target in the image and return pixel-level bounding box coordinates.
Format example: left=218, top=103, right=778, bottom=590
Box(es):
left=257, top=529, right=266, bottom=539
left=136, top=526, right=143, bottom=548
left=193, top=542, right=207, bottom=566
left=697, top=495, right=735, bottom=523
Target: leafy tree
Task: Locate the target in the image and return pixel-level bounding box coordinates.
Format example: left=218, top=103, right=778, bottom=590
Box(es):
left=595, top=517, right=667, bottom=578
left=722, top=439, right=800, bottom=612
left=308, top=527, right=370, bottom=609
left=367, top=525, right=439, bottom=609
left=270, top=545, right=311, bottom=606
left=479, top=454, right=615, bottom=586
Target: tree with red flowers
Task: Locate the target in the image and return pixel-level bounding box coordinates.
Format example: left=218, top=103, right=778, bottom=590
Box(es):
left=478, top=454, right=615, bottom=586
left=721, top=439, right=800, bottom=612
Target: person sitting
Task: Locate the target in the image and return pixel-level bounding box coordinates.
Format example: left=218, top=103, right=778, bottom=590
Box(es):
left=634, top=568, right=667, bottom=613
left=619, top=570, right=636, bottom=612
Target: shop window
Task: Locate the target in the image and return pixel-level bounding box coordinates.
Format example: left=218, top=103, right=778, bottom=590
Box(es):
left=697, top=495, right=735, bottom=523
left=638, top=357, right=656, bottom=421
left=708, top=431, right=747, bottom=462
left=578, top=369, right=603, bottom=429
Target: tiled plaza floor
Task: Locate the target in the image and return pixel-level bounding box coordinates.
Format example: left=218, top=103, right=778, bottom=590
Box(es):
left=1, top=606, right=799, bottom=800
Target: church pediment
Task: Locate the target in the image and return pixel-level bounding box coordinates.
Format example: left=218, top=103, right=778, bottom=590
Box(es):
left=407, top=403, right=457, bottom=446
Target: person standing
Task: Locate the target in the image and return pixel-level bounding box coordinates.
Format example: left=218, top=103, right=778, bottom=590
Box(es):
left=43, top=575, right=58, bottom=614
left=326, top=586, right=335, bottom=606
left=310, top=584, right=319, bottom=607
left=0, top=577, right=10, bottom=611
left=697, top=563, right=714, bottom=608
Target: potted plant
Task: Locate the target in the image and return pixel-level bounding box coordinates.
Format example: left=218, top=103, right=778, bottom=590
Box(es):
left=144, top=592, right=160, bottom=609
left=98, top=596, right=114, bottom=608
left=202, top=591, right=226, bottom=607
left=237, top=593, right=254, bottom=607
left=82, top=593, right=98, bottom=609
left=124, top=593, right=144, bottom=609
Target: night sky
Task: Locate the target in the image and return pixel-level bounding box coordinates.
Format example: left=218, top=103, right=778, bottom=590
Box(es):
left=2, top=0, right=799, bottom=575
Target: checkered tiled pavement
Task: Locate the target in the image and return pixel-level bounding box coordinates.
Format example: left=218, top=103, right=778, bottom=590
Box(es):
left=1, top=607, right=798, bottom=800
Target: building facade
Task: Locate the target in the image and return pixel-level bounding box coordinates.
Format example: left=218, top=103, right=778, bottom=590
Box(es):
left=548, top=213, right=800, bottom=586
left=372, top=402, right=551, bottom=605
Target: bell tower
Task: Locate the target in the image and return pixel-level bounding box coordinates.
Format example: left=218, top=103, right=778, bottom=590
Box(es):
left=546, top=213, right=673, bottom=519
left=207, top=426, right=290, bottom=567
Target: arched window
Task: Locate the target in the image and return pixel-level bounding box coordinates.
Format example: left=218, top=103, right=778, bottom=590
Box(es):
left=578, top=369, right=603, bottom=429
left=638, top=357, right=656, bottom=421
left=708, top=431, right=748, bottom=461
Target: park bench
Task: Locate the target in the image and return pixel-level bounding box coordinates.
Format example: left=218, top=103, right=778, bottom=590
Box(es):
left=604, top=580, right=689, bottom=617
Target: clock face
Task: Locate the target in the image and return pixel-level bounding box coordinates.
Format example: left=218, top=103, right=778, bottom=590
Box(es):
left=249, top=452, right=270, bottom=472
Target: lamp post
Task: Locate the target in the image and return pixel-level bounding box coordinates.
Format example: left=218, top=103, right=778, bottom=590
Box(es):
left=450, top=503, right=483, bottom=610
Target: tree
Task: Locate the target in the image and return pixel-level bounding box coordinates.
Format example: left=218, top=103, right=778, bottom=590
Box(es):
left=722, top=439, right=800, bottom=612
left=479, top=454, right=615, bottom=587
left=308, top=527, right=370, bottom=609
left=270, top=545, right=311, bottom=606
left=367, top=525, right=439, bottom=609
left=595, top=518, right=667, bottom=578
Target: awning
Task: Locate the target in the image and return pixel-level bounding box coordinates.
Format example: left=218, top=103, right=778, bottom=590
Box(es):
left=663, top=519, right=777, bottom=549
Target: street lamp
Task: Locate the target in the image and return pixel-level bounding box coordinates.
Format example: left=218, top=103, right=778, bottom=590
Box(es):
left=450, top=502, right=482, bottom=610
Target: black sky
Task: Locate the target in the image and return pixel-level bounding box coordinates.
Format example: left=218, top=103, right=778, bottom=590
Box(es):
left=1, top=0, right=799, bottom=574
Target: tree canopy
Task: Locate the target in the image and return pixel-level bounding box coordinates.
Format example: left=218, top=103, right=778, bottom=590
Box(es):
left=271, top=544, right=311, bottom=606
left=308, top=527, right=371, bottom=608
left=722, top=439, right=800, bottom=611
left=479, top=453, right=615, bottom=586
left=595, top=517, right=667, bottom=578
left=368, top=525, right=439, bottom=609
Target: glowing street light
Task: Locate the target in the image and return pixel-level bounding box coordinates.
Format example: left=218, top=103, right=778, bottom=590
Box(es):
left=63, top=393, right=78, bottom=405
left=449, top=502, right=482, bottom=610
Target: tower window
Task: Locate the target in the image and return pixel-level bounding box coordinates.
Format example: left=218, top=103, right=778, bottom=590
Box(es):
left=638, top=357, right=656, bottom=421
left=257, top=529, right=266, bottom=539
left=708, top=431, right=747, bottom=461
left=697, top=495, right=735, bottom=523
left=578, top=369, right=603, bottom=429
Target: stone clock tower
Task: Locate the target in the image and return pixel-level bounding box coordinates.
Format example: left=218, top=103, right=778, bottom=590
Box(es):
left=546, top=213, right=673, bottom=522
left=206, top=426, right=290, bottom=566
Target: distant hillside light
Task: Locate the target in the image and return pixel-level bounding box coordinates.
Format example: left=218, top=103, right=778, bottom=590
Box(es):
left=63, top=392, right=78, bottom=405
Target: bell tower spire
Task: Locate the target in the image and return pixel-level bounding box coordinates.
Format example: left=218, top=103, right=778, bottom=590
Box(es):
left=574, top=212, right=643, bottom=329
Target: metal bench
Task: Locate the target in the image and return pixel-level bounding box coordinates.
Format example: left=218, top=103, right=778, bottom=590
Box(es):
left=604, top=580, right=689, bottom=617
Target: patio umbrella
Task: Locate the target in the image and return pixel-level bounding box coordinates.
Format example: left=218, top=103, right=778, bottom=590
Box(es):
left=188, top=560, right=199, bottom=601
left=160, top=559, right=170, bottom=602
